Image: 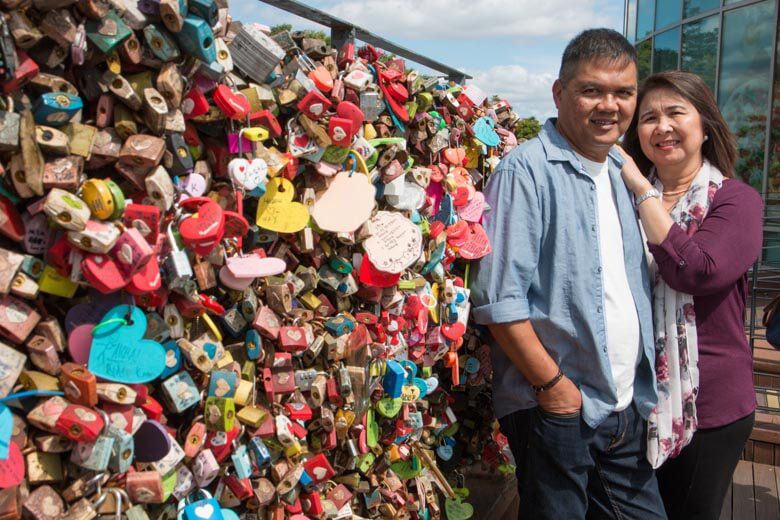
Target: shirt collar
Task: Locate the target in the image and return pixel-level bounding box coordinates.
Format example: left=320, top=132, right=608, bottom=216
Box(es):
left=538, top=118, right=626, bottom=171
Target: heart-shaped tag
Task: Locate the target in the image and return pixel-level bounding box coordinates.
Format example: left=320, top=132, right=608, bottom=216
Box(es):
left=88, top=305, right=167, bottom=383
left=228, top=158, right=267, bottom=191
left=443, top=147, right=466, bottom=166
left=458, top=191, right=485, bottom=222
left=458, top=223, right=491, bottom=260
left=473, top=116, right=500, bottom=147
left=362, top=211, right=422, bottom=274
left=68, top=323, right=94, bottom=365
left=225, top=255, right=286, bottom=279
left=0, top=442, right=24, bottom=488
left=179, top=200, right=225, bottom=250
left=255, top=178, right=310, bottom=233
left=441, top=321, right=466, bottom=341
left=310, top=171, right=376, bottom=233
left=445, top=498, right=474, bottom=520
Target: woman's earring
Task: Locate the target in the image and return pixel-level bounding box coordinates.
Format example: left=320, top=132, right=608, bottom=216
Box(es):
left=704, top=135, right=709, bottom=141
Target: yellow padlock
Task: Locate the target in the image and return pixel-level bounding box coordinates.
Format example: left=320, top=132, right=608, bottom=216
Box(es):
left=106, top=52, right=121, bottom=75
left=38, top=265, right=78, bottom=298
left=363, top=123, right=377, bottom=140
left=80, top=179, right=115, bottom=220
left=241, top=127, right=269, bottom=142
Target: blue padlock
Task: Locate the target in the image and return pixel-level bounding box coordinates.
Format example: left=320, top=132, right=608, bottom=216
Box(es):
left=160, top=340, right=182, bottom=379
left=383, top=360, right=405, bottom=399
left=33, top=92, right=83, bottom=126
left=244, top=330, right=262, bottom=360
left=175, top=15, right=216, bottom=63
left=143, top=24, right=181, bottom=62
left=248, top=437, right=270, bottom=469
left=230, top=444, right=252, bottom=479
left=178, top=489, right=224, bottom=520
left=299, top=469, right=316, bottom=493
left=105, top=423, right=134, bottom=473
left=162, top=372, right=201, bottom=413
left=208, top=370, right=237, bottom=398
left=86, top=11, right=132, bottom=54
left=188, top=0, right=218, bottom=26
left=421, top=241, right=446, bottom=275
left=324, top=315, right=355, bottom=337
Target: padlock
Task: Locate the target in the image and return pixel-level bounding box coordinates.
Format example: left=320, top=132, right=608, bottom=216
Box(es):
left=127, top=470, right=164, bottom=504
left=161, top=371, right=200, bottom=413
left=204, top=396, right=235, bottom=432
left=192, top=449, right=221, bottom=487
left=23, top=484, right=64, bottom=519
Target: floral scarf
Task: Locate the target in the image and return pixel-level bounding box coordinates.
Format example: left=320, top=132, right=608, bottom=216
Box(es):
left=645, top=159, right=724, bottom=469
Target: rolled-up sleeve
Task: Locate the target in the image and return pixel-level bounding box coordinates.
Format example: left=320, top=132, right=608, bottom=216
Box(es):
left=470, top=159, right=542, bottom=324
left=647, top=180, right=763, bottom=296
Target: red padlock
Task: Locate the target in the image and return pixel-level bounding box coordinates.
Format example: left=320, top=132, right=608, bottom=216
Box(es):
left=303, top=453, right=334, bottom=485
left=126, top=255, right=162, bottom=295
left=277, top=326, right=307, bottom=353
left=182, top=86, right=209, bottom=119
left=249, top=109, right=282, bottom=138
left=328, top=116, right=354, bottom=148
left=122, top=204, right=161, bottom=245
left=2, top=51, right=39, bottom=94
left=183, top=421, right=207, bottom=459
left=296, top=90, right=331, bottom=121
left=300, top=490, right=323, bottom=516
left=212, top=85, right=250, bottom=120
left=60, top=363, right=98, bottom=407
left=223, top=475, right=253, bottom=500
left=54, top=404, right=105, bottom=443
left=81, top=254, right=129, bottom=294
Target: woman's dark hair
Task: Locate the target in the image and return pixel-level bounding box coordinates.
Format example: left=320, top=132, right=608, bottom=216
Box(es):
left=623, top=71, right=736, bottom=178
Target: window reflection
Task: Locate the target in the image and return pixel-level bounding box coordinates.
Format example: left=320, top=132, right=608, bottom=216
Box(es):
left=681, top=15, right=718, bottom=93
left=637, top=39, right=652, bottom=80
left=683, top=0, right=719, bottom=18
left=655, top=0, right=682, bottom=30
left=718, top=0, right=776, bottom=190
left=627, top=0, right=638, bottom=43
left=653, top=27, right=680, bottom=73
left=637, top=0, right=655, bottom=40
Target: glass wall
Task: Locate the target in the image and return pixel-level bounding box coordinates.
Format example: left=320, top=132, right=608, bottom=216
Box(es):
left=653, top=27, right=681, bottom=72
left=656, top=0, right=682, bottom=30
left=681, top=15, right=719, bottom=93
left=637, top=0, right=656, bottom=40
left=684, top=0, right=719, bottom=17
left=627, top=0, right=779, bottom=194
left=718, top=0, right=776, bottom=190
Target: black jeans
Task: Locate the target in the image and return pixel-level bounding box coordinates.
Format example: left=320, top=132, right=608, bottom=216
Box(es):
left=499, top=404, right=666, bottom=520
left=656, top=411, right=755, bottom=520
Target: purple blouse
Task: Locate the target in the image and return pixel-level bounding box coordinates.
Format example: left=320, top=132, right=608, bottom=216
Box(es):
left=647, top=178, right=763, bottom=429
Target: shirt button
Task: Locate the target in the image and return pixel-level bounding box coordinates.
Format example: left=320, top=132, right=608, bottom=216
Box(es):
left=597, top=306, right=603, bottom=313
left=679, top=260, right=686, bottom=267
left=591, top=225, right=596, bottom=232
left=603, top=347, right=608, bottom=353
left=597, top=266, right=602, bottom=273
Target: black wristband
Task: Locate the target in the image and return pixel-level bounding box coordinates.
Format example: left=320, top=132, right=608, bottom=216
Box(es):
left=531, top=368, right=564, bottom=394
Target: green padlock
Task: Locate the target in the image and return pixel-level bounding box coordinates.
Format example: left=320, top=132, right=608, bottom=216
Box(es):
left=375, top=397, right=402, bottom=418
left=86, top=11, right=132, bottom=54
left=204, top=396, right=235, bottom=432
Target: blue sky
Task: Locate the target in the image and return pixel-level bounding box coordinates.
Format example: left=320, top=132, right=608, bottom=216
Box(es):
left=232, top=0, right=625, bottom=120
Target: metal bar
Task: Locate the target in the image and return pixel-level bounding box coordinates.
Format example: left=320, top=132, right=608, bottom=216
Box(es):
left=256, top=0, right=471, bottom=80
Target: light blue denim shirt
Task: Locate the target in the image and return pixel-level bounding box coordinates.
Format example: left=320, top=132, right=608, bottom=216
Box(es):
left=470, top=119, right=658, bottom=428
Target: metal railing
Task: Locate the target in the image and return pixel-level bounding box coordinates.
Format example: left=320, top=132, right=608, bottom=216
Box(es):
left=256, top=0, right=471, bottom=83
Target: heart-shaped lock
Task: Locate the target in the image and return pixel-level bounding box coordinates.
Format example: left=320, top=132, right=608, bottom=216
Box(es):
left=458, top=223, right=491, bottom=260
left=225, top=255, right=286, bottom=279
left=0, top=442, right=24, bottom=489
left=88, top=305, right=167, bottom=384
left=213, top=85, right=250, bottom=120
left=443, top=147, right=466, bottom=166
left=473, top=116, right=500, bottom=147
left=228, top=158, right=267, bottom=192
left=441, top=321, right=466, bottom=341
left=179, top=200, right=225, bottom=254
left=133, top=420, right=171, bottom=462
left=255, top=177, right=310, bottom=233
left=310, top=171, right=376, bottom=233
left=458, top=191, right=485, bottom=222
left=445, top=498, right=475, bottom=520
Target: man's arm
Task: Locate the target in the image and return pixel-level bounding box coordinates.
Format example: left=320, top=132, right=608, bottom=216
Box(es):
left=488, top=320, right=581, bottom=414
left=470, top=160, right=580, bottom=414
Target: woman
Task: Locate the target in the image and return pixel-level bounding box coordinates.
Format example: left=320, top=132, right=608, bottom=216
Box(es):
left=620, top=70, right=763, bottom=519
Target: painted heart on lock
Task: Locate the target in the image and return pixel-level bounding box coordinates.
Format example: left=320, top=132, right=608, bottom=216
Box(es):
left=255, top=177, right=310, bottom=233
left=458, top=191, right=485, bottom=222
left=88, top=305, right=167, bottom=384
left=445, top=498, right=475, bottom=520
left=179, top=200, right=225, bottom=254
left=473, top=116, right=500, bottom=147
left=310, top=171, right=376, bottom=233
left=228, top=157, right=267, bottom=191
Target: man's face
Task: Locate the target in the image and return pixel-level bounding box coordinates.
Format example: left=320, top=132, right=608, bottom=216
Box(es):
left=552, top=59, right=637, bottom=161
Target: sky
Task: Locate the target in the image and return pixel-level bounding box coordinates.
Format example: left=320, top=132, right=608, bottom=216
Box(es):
left=231, top=0, right=626, bottom=121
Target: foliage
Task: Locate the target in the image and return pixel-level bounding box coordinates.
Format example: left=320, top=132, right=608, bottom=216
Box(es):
left=269, top=24, right=331, bottom=46
left=514, top=117, right=542, bottom=140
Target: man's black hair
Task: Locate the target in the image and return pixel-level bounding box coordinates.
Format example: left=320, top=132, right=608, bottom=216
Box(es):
left=559, top=28, right=637, bottom=85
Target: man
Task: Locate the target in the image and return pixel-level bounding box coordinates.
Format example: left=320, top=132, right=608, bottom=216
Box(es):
left=471, top=29, right=665, bottom=519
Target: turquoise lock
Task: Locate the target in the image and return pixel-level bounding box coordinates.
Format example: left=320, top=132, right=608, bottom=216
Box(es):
left=161, top=372, right=201, bottom=413
left=175, top=15, right=216, bottom=63
left=188, top=0, right=218, bottom=25
left=143, top=24, right=181, bottom=62
left=230, top=444, right=252, bottom=479
left=86, top=11, right=132, bottom=54
left=248, top=437, right=271, bottom=469
left=33, top=93, right=83, bottom=127
left=245, top=330, right=262, bottom=360
left=178, top=489, right=224, bottom=520
left=207, top=370, right=237, bottom=398
left=160, top=340, right=182, bottom=379
left=383, top=360, right=405, bottom=399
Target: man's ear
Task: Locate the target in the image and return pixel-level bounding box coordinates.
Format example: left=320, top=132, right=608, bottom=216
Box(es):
left=552, top=79, right=563, bottom=109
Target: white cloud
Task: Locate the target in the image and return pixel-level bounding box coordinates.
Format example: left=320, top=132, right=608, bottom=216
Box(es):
left=326, top=0, right=617, bottom=40
left=469, top=65, right=557, bottom=120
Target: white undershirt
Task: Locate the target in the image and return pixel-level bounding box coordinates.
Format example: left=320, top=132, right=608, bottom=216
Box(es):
left=575, top=152, right=642, bottom=411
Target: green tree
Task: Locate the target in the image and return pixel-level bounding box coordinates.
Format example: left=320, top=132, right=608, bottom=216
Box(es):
left=270, top=23, right=292, bottom=35
left=514, top=117, right=542, bottom=140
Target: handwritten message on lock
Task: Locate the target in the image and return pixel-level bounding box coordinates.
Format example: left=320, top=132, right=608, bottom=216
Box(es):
left=88, top=305, right=166, bottom=384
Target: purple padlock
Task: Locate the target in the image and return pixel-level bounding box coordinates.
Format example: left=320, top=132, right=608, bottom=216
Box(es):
left=133, top=420, right=171, bottom=462
left=137, top=0, right=161, bottom=15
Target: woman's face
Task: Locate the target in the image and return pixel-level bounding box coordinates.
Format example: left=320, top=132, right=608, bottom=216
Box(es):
left=636, top=88, right=705, bottom=174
